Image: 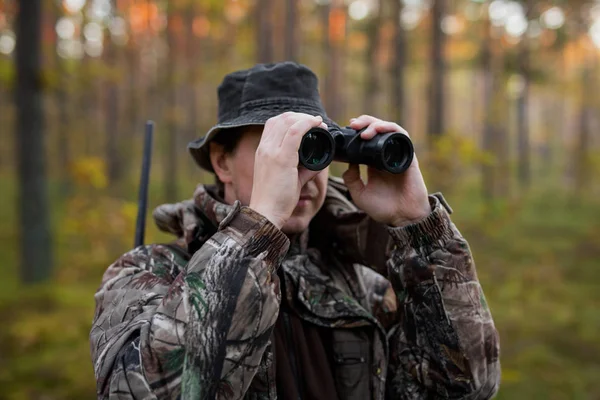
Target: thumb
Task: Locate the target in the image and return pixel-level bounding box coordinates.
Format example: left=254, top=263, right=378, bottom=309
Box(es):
left=342, top=164, right=365, bottom=199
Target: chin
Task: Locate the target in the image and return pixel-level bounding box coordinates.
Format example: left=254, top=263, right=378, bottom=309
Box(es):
left=281, top=216, right=312, bottom=235
left=281, top=198, right=324, bottom=235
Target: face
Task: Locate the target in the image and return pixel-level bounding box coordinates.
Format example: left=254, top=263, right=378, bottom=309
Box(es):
left=210, top=126, right=329, bottom=235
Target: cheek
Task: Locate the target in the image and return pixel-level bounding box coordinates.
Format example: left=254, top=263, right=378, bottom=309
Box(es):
left=314, top=169, right=329, bottom=205
left=232, top=152, right=256, bottom=205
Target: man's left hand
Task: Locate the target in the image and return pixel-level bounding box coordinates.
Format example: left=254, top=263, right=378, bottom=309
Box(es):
left=342, top=115, right=431, bottom=227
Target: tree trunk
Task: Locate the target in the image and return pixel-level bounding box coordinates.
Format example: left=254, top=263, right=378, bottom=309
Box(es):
left=390, top=0, right=405, bottom=123
left=105, top=10, right=121, bottom=186
left=541, top=96, right=558, bottom=173
left=81, top=56, right=92, bottom=154
left=481, top=16, right=495, bottom=201
left=363, top=0, right=383, bottom=115
left=55, top=71, right=71, bottom=192
left=164, top=5, right=179, bottom=203
left=15, top=0, right=53, bottom=283
left=126, top=32, right=139, bottom=152
left=144, top=0, right=158, bottom=128
left=516, top=0, right=532, bottom=189
left=51, top=1, right=71, bottom=194
left=574, top=63, right=593, bottom=195
left=573, top=9, right=597, bottom=197
left=321, top=2, right=331, bottom=105
left=496, top=89, right=510, bottom=198
left=80, top=6, right=98, bottom=156
left=324, top=0, right=346, bottom=121
left=0, top=73, right=3, bottom=171
left=186, top=5, right=199, bottom=176
left=256, top=0, right=274, bottom=63
left=428, top=0, right=446, bottom=138
left=284, top=0, right=299, bottom=61
left=481, top=19, right=510, bottom=201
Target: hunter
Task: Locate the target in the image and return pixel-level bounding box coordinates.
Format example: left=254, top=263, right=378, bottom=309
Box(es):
left=90, top=62, right=500, bottom=399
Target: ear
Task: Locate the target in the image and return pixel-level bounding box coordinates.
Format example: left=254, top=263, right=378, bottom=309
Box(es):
left=209, top=142, right=234, bottom=184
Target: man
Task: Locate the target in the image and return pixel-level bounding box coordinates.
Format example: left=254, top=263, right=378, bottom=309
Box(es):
left=90, top=62, right=500, bottom=399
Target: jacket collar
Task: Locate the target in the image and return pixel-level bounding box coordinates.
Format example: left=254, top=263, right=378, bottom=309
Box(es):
left=153, top=184, right=311, bottom=253
left=151, top=180, right=379, bottom=325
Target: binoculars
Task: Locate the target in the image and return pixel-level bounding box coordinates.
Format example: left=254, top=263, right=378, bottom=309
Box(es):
left=299, top=126, right=414, bottom=173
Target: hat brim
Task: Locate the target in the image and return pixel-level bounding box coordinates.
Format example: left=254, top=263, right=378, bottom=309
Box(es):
left=188, top=108, right=338, bottom=173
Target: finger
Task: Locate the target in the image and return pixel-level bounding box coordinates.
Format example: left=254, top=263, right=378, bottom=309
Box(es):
left=349, top=115, right=379, bottom=130
left=270, top=112, right=307, bottom=146
left=342, top=164, right=365, bottom=198
left=261, top=112, right=308, bottom=147
left=366, top=165, right=388, bottom=183
left=280, top=115, right=323, bottom=153
left=298, top=166, right=321, bottom=188
left=260, top=114, right=287, bottom=148
left=360, top=121, right=404, bottom=140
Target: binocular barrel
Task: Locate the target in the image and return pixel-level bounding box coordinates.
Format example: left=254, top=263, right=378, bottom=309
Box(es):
left=299, top=127, right=414, bottom=173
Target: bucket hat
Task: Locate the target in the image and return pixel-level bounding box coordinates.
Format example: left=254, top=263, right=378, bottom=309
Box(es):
left=188, top=62, right=338, bottom=172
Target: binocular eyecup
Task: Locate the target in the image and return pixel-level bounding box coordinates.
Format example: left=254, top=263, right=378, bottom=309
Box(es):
left=299, top=127, right=414, bottom=174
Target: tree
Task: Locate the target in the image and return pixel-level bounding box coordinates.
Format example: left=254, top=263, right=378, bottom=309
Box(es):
left=481, top=10, right=509, bottom=201
left=574, top=64, right=593, bottom=193
left=144, top=0, right=159, bottom=132
left=105, top=0, right=122, bottom=186
left=15, top=0, right=53, bottom=283
left=428, top=0, right=446, bottom=139
left=323, top=0, right=346, bottom=121
left=516, top=0, right=533, bottom=189
left=164, top=1, right=179, bottom=203
left=481, top=12, right=497, bottom=200
left=51, top=1, right=71, bottom=194
left=125, top=13, right=140, bottom=155
left=284, top=0, right=299, bottom=61
left=363, top=0, right=383, bottom=115
left=80, top=8, right=98, bottom=156
left=256, top=0, right=274, bottom=63
left=185, top=1, right=199, bottom=173
left=573, top=26, right=596, bottom=196
left=390, top=0, right=406, bottom=123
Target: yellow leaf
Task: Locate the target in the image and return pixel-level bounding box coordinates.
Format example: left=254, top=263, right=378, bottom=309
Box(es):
left=69, top=157, right=108, bottom=189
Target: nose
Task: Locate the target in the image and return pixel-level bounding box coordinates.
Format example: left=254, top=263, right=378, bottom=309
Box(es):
left=299, top=182, right=313, bottom=198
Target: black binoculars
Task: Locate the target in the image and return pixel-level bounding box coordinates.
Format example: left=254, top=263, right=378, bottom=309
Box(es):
left=298, top=126, right=414, bottom=173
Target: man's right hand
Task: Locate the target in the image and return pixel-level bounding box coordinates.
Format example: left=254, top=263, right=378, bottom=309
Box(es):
left=249, top=112, right=327, bottom=230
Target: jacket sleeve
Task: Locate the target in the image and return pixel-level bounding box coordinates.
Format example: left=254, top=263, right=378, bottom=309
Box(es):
left=90, top=204, right=289, bottom=400
left=384, top=195, right=501, bottom=400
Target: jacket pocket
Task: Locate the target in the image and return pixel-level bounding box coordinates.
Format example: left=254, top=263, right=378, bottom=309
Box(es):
left=332, top=331, right=370, bottom=400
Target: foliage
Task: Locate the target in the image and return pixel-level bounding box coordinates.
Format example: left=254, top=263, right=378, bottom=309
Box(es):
left=0, top=58, right=15, bottom=87
left=0, top=285, right=98, bottom=400
left=421, top=133, right=494, bottom=194
left=0, top=161, right=171, bottom=400
left=1, top=0, right=600, bottom=398
left=1, top=161, right=600, bottom=398
left=446, top=184, right=600, bottom=400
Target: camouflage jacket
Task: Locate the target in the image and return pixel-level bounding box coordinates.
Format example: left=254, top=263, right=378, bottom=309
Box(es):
left=90, top=178, right=500, bottom=399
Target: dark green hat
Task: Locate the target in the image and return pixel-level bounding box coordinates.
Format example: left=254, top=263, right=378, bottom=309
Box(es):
left=188, top=61, right=338, bottom=172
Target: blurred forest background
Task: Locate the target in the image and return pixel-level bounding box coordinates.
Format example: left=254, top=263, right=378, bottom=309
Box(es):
left=1, top=0, right=599, bottom=398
